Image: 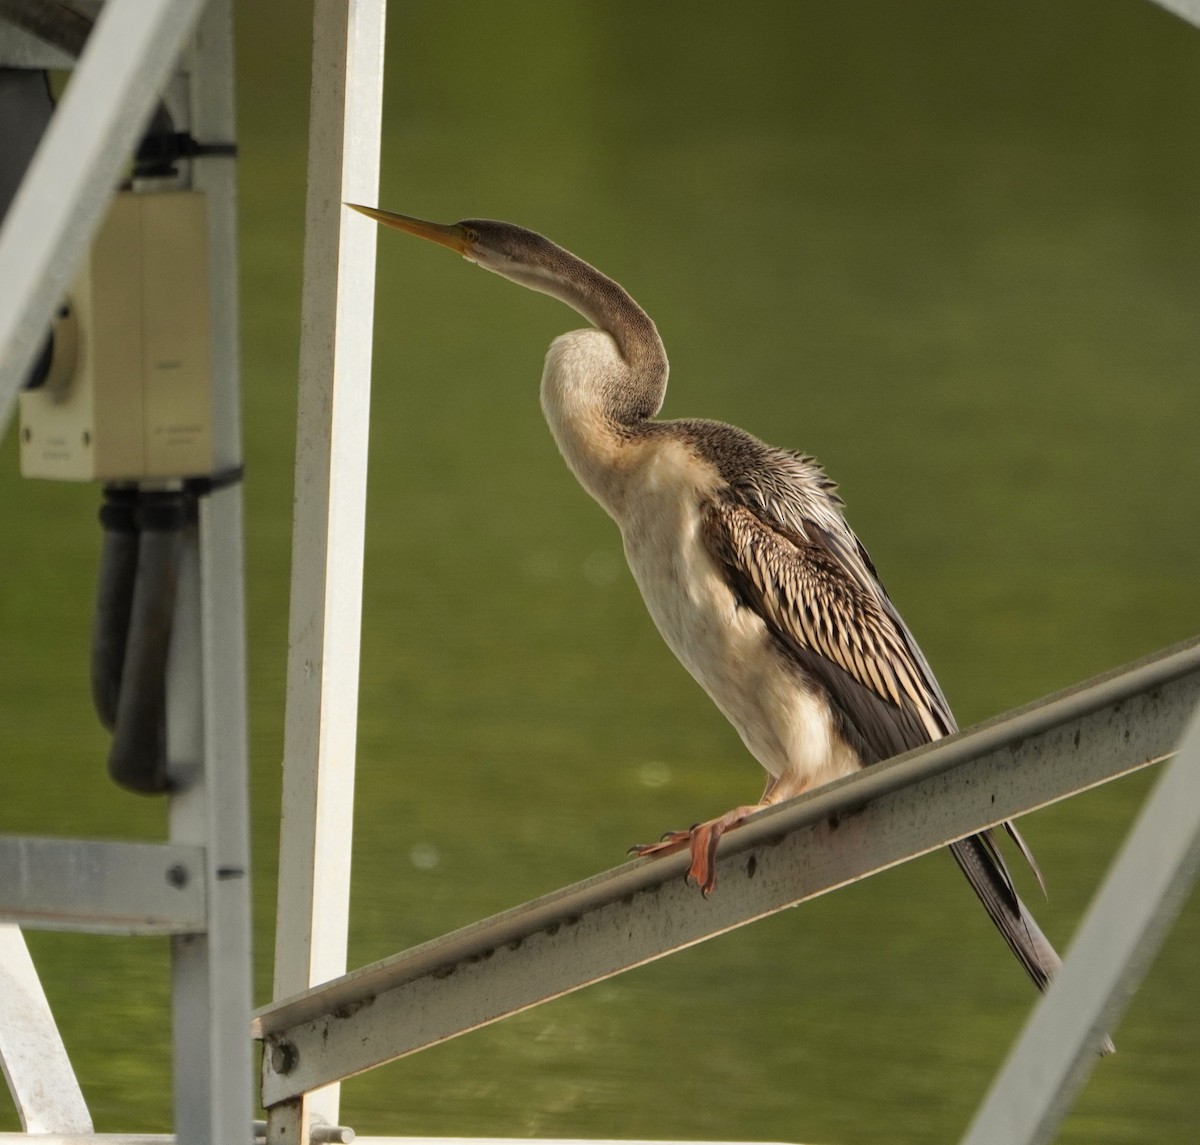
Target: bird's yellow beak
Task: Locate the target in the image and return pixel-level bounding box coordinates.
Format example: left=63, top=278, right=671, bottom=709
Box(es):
left=347, top=204, right=471, bottom=258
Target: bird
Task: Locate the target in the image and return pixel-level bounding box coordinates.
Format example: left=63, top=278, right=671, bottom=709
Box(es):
left=349, top=201, right=1075, bottom=1009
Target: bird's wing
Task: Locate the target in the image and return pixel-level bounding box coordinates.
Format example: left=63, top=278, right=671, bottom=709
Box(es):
left=701, top=492, right=1060, bottom=993
left=701, top=495, right=954, bottom=762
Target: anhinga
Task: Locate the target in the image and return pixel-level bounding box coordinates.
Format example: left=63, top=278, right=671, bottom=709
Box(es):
left=350, top=202, right=1072, bottom=1004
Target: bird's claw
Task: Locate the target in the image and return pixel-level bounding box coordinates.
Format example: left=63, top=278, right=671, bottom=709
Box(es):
left=637, top=806, right=763, bottom=894
left=630, top=823, right=721, bottom=895
left=683, top=822, right=721, bottom=895
left=628, top=828, right=692, bottom=858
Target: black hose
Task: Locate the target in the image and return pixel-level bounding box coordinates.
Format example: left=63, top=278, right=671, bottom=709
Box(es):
left=102, top=491, right=188, bottom=795
left=90, top=487, right=139, bottom=732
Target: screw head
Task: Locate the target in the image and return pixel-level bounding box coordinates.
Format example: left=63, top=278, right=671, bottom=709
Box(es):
left=270, top=1041, right=298, bottom=1075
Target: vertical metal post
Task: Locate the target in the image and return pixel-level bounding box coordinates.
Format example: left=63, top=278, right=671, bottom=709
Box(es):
left=164, top=2, right=254, bottom=1143
left=961, top=706, right=1200, bottom=1145
left=267, top=0, right=386, bottom=1138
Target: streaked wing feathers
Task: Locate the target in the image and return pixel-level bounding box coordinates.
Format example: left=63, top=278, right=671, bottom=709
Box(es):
left=699, top=486, right=1065, bottom=998
left=702, top=497, right=953, bottom=759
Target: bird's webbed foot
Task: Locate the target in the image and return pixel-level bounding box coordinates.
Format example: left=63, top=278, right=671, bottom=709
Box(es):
left=629, top=804, right=765, bottom=896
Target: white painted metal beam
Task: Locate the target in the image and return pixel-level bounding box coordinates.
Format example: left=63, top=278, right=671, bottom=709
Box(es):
left=255, top=637, right=1200, bottom=1105
left=0, top=0, right=206, bottom=437
left=267, top=0, right=387, bottom=1138
left=1145, top=0, right=1200, bottom=31
left=960, top=705, right=1200, bottom=1145
left=0, top=924, right=91, bottom=1133
left=0, top=837, right=206, bottom=934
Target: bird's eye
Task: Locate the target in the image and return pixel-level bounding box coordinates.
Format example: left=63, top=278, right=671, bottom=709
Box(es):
left=464, top=226, right=480, bottom=244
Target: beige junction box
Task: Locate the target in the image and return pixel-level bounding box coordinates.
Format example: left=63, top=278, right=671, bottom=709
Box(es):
left=19, top=190, right=214, bottom=481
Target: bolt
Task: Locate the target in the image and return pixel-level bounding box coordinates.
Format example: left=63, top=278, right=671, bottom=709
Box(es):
left=311, top=1126, right=355, bottom=1144
left=166, top=864, right=189, bottom=888
left=270, top=1041, right=299, bottom=1075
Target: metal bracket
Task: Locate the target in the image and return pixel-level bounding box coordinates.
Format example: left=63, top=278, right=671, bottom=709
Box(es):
left=0, top=836, right=206, bottom=934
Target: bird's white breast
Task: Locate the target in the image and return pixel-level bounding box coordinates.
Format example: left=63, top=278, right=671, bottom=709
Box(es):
left=540, top=330, right=638, bottom=516
left=539, top=329, right=859, bottom=792
left=617, top=440, right=861, bottom=792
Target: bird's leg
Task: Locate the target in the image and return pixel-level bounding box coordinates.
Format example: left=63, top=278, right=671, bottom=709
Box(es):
left=629, top=804, right=769, bottom=895
left=682, top=803, right=768, bottom=895
left=630, top=774, right=809, bottom=895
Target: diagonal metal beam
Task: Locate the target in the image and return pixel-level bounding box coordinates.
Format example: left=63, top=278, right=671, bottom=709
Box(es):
left=0, top=0, right=205, bottom=436
left=1145, top=0, right=1200, bottom=31
left=254, top=637, right=1200, bottom=1106
left=0, top=924, right=91, bottom=1133
left=961, top=703, right=1200, bottom=1144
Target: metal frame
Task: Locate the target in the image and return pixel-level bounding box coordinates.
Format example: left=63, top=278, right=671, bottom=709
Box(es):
left=1, top=1, right=1196, bottom=1142
left=0, top=0, right=252, bottom=1140
left=254, top=639, right=1200, bottom=1103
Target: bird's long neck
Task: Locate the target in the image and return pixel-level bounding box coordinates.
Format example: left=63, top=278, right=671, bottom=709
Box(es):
left=506, top=242, right=668, bottom=518
left=498, top=240, right=669, bottom=425
left=551, top=259, right=669, bottom=423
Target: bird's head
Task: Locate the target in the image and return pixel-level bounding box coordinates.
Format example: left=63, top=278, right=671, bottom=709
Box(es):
left=347, top=203, right=664, bottom=381
left=347, top=204, right=564, bottom=288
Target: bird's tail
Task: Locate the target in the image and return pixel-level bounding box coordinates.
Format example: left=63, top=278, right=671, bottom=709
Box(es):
left=950, top=832, right=1060, bottom=990
left=948, top=831, right=1116, bottom=1056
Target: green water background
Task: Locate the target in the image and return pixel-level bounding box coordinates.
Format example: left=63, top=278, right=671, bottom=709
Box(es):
left=2, top=1, right=1198, bottom=1141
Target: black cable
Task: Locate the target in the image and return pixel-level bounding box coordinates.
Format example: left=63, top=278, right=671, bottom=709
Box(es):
left=90, top=486, right=139, bottom=732
left=103, top=490, right=189, bottom=795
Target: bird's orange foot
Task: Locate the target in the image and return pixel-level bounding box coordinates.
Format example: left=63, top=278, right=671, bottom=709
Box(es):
left=628, top=829, right=695, bottom=859
left=630, top=804, right=764, bottom=896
